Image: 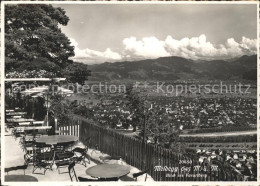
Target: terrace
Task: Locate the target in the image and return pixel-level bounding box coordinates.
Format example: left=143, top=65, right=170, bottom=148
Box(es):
left=4, top=110, right=153, bottom=182
left=4, top=82, right=153, bottom=182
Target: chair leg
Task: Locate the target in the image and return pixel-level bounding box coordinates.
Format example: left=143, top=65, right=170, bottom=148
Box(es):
left=32, top=167, right=36, bottom=174
left=86, top=155, right=91, bottom=164
left=82, top=159, right=87, bottom=167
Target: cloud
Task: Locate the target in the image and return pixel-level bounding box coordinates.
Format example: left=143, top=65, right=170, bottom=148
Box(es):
left=122, top=37, right=170, bottom=59
left=70, top=35, right=257, bottom=64
left=69, top=38, right=122, bottom=64
left=123, top=35, right=257, bottom=60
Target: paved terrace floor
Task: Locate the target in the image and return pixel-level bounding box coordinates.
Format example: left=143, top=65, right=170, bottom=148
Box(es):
left=4, top=129, right=153, bottom=182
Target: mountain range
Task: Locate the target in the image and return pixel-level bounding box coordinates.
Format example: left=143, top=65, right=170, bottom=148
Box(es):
left=87, top=55, right=257, bottom=81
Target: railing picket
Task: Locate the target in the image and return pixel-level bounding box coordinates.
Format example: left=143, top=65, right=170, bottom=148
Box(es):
left=54, top=116, right=227, bottom=181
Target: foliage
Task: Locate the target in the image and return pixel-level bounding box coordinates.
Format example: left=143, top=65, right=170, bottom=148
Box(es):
left=5, top=4, right=74, bottom=73
left=125, top=86, right=145, bottom=132
left=73, top=105, right=94, bottom=118
left=49, top=94, right=72, bottom=126
left=144, top=109, right=183, bottom=152
left=243, top=69, right=257, bottom=80
left=6, top=69, right=57, bottom=78
left=34, top=97, right=47, bottom=120
left=126, top=85, right=183, bottom=151
left=63, top=62, right=91, bottom=85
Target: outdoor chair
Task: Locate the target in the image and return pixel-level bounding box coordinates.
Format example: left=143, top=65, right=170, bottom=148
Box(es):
left=78, top=177, right=99, bottom=182
left=54, top=144, right=65, bottom=153
left=72, top=147, right=90, bottom=167
left=6, top=122, right=15, bottom=129
left=72, top=147, right=87, bottom=153
left=19, top=136, right=25, bottom=147
left=55, top=151, right=74, bottom=174
left=22, top=139, right=35, bottom=152
left=12, top=128, right=19, bottom=139
left=32, top=145, right=55, bottom=175
left=65, top=141, right=75, bottom=151
left=56, top=160, right=71, bottom=174
left=133, top=168, right=149, bottom=181
left=14, top=128, right=24, bottom=139
left=5, top=164, right=28, bottom=175
left=33, top=143, right=45, bottom=154
left=24, top=146, right=34, bottom=165
left=34, top=134, right=42, bottom=139
left=41, top=144, right=52, bottom=153
left=32, top=153, right=54, bottom=175
left=68, top=161, right=78, bottom=182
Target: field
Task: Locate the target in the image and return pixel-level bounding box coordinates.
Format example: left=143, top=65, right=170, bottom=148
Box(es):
left=180, top=130, right=256, bottom=137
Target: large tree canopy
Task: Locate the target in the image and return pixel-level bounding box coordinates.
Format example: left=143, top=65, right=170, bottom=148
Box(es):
left=63, top=62, right=91, bottom=85
left=5, top=4, right=75, bottom=73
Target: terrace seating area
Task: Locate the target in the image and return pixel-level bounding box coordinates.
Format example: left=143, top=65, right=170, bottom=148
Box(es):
left=5, top=108, right=153, bottom=182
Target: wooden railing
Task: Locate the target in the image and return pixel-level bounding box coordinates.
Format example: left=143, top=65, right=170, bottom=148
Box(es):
left=58, top=115, right=241, bottom=181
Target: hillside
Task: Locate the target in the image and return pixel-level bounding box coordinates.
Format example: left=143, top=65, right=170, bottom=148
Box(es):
left=88, top=55, right=257, bottom=81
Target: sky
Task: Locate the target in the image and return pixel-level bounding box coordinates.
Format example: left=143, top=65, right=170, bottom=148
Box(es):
left=56, top=4, right=257, bottom=64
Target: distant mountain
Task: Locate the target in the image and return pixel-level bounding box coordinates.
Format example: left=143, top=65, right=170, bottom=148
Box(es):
left=88, top=55, right=257, bottom=81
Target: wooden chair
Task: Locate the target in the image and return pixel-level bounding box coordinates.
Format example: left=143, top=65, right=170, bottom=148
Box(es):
left=133, top=168, right=149, bottom=181
left=68, top=161, right=78, bottom=182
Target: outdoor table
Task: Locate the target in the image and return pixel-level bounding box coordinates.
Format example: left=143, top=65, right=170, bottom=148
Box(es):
left=5, top=175, right=38, bottom=182
left=33, top=121, right=44, bottom=125
left=11, top=116, right=22, bottom=119
left=7, top=118, right=34, bottom=123
left=86, top=164, right=130, bottom=179
left=35, top=135, right=78, bottom=146
left=18, top=121, right=44, bottom=126
left=16, top=126, right=52, bottom=131
left=6, top=112, right=27, bottom=116
left=6, top=109, right=14, bottom=112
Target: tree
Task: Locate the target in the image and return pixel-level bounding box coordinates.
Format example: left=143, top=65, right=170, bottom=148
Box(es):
left=126, top=85, right=183, bottom=151
left=5, top=4, right=75, bottom=73
left=49, top=94, right=72, bottom=126
left=146, top=111, right=183, bottom=152
left=63, top=62, right=91, bottom=85
left=125, top=85, right=145, bottom=132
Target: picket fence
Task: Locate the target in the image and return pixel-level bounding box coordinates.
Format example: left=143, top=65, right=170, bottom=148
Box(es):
left=57, top=115, right=240, bottom=181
